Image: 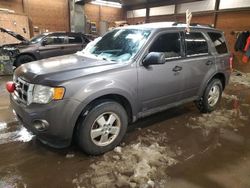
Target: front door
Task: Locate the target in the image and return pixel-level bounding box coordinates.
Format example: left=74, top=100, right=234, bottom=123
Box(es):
left=39, top=34, right=67, bottom=59
left=138, top=32, right=187, bottom=112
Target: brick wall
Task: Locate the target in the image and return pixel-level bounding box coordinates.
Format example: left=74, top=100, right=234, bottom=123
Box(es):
left=0, top=0, right=69, bottom=34
left=0, top=0, right=24, bottom=14
left=0, top=12, right=30, bottom=44
left=84, top=3, right=123, bottom=33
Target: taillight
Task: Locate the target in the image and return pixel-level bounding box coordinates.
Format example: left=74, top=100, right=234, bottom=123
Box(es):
left=6, top=81, right=16, bottom=93
left=229, top=56, right=233, bottom=72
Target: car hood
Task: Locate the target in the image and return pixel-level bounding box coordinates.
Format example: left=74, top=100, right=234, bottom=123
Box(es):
left=0, top=27, right=29, bottom=43
left=15, top=53, right=126, bottom=84
left=1, top=43, right=30, bottom=50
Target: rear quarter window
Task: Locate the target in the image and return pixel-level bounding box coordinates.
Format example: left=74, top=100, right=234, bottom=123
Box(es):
left=208, top=32, right=228, bottom=54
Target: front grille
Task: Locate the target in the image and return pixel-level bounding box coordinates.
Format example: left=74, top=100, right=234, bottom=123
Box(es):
left=13, top=76, right=34, bottom=105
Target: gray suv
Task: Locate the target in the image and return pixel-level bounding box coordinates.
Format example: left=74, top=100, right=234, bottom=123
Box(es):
left=8, top=22, right=231, bottom=155
left=0, top=28, right=90, bottom=68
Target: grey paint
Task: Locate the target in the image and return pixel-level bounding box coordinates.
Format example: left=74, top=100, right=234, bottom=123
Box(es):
left=11, top=23, right=231, bottom=148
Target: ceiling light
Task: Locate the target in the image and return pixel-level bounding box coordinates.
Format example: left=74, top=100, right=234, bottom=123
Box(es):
left=91, top=0, right=122, bottom=8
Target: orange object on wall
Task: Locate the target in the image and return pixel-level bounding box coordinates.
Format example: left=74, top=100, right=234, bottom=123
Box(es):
left=242, top=55, right=249, bottom=63
left=244, top=36, right=250, bottom=51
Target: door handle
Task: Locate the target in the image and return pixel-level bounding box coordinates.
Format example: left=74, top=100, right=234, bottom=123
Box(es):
left=172, top=66, right=182, bottom=72
left=206, top=61, right=213, bottom=66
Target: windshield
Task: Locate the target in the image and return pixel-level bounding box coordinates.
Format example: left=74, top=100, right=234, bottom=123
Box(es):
left=84, top=29, right=151, bottom=62
left=29, top=34, right=46, bottom=44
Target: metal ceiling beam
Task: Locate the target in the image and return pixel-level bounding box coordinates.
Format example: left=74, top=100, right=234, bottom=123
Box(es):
left=124, top=0, right=203, bottom=10
left=74, top=0, right=91, bottom=5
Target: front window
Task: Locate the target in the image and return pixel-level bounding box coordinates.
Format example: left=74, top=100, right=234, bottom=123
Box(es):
left=149, top=32, right=182, bottom=60
left=29, top=34, right=47, bottom=44
left=84, top=29, right=151, bottom=62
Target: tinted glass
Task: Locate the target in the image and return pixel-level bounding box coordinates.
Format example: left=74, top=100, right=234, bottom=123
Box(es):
left=208, top=32, right=228, bottom=54
left=30, top=34, right=47, bottom=44
left=45, top=35, right=65, bottom=45
left=68, top=35, right=82, bottom=44
left=185, top=32, right=208, bottom=56
left=149, top=33, right=181, bottom=59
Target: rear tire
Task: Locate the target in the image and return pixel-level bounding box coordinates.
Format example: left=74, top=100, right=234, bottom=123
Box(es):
left=15, top=54, right=35, bottom=67
left=195, top=79, right=223, bottom=113
left=77, top=100, right=128, bottom=155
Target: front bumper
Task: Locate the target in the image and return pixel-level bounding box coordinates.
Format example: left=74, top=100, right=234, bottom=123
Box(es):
left=10, top=94, right=81, bottom=148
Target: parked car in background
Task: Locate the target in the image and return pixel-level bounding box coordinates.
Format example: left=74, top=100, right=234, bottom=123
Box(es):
left=7, top=22, right=231, bottom=155
left=0, top=27, right=91, bottom=68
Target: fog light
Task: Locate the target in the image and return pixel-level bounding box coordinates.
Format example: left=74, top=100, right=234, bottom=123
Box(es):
left=33, top=120, right=49, bottom=131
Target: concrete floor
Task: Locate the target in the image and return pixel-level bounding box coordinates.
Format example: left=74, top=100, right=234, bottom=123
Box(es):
left=0, top=62, right=250, bottom=188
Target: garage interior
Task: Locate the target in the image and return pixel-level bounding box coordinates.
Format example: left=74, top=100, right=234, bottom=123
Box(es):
left=0, top=0, right=250, bottom=187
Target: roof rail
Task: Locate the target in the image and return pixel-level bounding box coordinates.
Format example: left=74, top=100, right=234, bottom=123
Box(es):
left=172, top=22, right=184, bottom=26
left=172, top=22, right=213, bottom=28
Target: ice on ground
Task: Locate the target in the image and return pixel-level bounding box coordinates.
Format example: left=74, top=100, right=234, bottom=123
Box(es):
left=188, top=109, right=248, bottom=130
left=222, top=93, right=238, bottom=101
left=14, top=127, right=34, bottom=142
left=73, top=132, right=178, bottom=188
left=66, top=153, right=75, bottom=159
left=0, top=122, right=7, bottom=131
left=230, top=71, right=250, bottom=87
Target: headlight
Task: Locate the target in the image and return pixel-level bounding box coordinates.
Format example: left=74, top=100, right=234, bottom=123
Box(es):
left=32, top=85, right=65, bottom=104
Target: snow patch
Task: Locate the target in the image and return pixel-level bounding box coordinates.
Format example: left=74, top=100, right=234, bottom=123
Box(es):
left=14, top=127, right=34, bottom=143
left=73, top=132, right=177, bottom=187
left=230, top=71, right=250, bottom=87
left=222, top=93, right=238, bottom=101
left=188, top=109, right=248, bottom=130
left=0, top=122, right=7, bottom=131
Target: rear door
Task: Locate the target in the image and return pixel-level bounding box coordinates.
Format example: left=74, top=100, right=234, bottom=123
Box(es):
left=63, top=34, right=85, bottom=54
left=180, top=31, right=216, bottom=99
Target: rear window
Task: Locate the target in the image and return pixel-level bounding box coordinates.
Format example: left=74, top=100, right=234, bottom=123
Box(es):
left=68, top=35, right=82, bottom=44
left=185, top=32, right=209, bottom=57
left=208, top=32, right=228, bottom=54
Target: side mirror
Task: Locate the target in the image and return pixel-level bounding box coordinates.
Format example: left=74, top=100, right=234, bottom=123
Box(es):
left=42, top=39, right=48, bottom=46
left=142, top=52, right=166, bottom=66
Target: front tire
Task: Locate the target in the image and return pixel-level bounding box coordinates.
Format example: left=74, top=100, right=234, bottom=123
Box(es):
left=195, top=79, right=223, bottom=113
left=77, top=101, right=128, bottom=155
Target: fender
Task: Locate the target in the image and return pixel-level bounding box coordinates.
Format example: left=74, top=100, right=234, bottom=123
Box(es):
left=69, top=88, right=138, bottom=133
left=197, top=71, right=226, bottom=97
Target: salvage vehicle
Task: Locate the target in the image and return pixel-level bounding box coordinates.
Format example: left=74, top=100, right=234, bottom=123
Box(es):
left=0, top=27, right=91, bottom=68
left=7, top=22, right=232, bottom=155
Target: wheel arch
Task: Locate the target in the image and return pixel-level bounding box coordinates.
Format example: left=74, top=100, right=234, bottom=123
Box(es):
left=71, top=93, right=135, bottom=143
left=199, top=72, right=226, bottom=97
left=14, top=53, right=37, bottom=66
